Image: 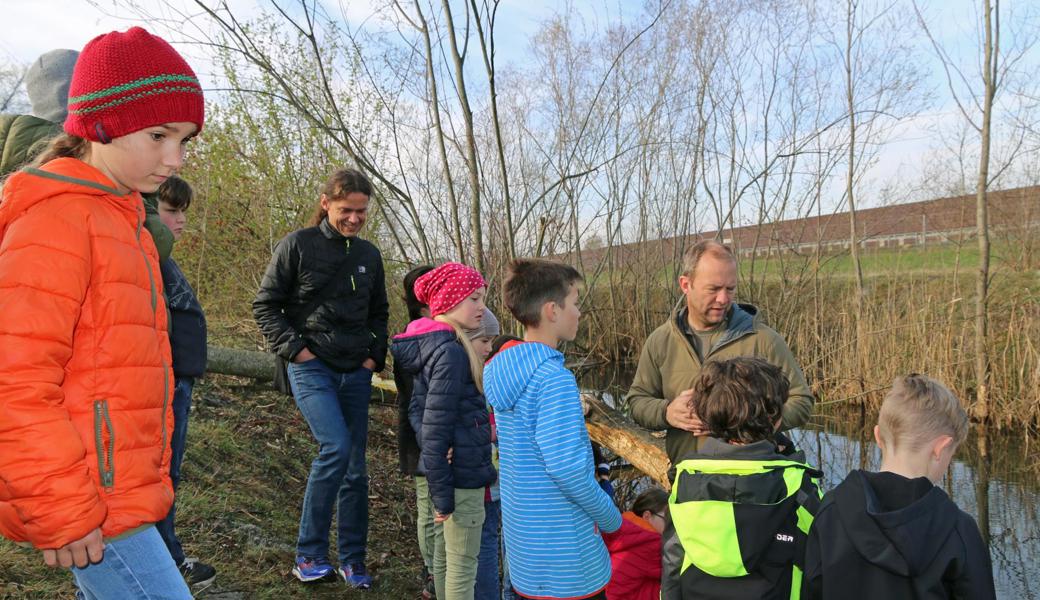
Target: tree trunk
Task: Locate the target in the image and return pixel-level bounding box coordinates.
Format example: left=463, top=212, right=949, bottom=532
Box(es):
left=974, top=0, right=996, bottom=422
left=583, top=394, right=671, bottom=489
left=443, top=0, right=485, bottom=273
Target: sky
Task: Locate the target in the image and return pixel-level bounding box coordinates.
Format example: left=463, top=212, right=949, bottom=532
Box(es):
left=1, top=0, right=1032, bottom=211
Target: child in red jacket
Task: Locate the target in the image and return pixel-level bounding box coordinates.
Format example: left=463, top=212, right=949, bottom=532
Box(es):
left=602, top=488, right=669, bottom=600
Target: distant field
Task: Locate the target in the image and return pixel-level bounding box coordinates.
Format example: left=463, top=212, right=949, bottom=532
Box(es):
left=736, top=241, right=1030, bottom=280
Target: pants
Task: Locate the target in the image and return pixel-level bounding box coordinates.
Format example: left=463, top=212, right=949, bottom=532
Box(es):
left=416, top=475, right=437, bottom=570
left=430, top=487, right=485, bottom=600
left=156, top=377, right=194, bottom=566
left=475, top=498, right=501, bottom=600
left=288, top=358, right=372, bottom=564
left=72, top=526, right=192, bottom=600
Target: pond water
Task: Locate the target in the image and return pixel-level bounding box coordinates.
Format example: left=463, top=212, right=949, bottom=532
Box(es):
left=582, top=368, right=1040, bottom=599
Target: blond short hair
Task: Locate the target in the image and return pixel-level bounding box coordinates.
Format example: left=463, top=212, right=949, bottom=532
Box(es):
left=682, top=240, right=736, bottom=279
left=877, top=374, right=969, bottom=453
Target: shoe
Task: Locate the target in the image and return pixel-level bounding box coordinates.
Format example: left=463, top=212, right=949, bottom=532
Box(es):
left=292, top=556, right=335, bottom=582
left=420, top=564, right=436, bottom=599
left=338, top=562, right=373, bottom=590
left=178, top=558, right=216, bottom=590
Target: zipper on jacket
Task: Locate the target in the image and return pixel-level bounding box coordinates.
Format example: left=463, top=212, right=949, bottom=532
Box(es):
left=351, top=275, right=356, bottom=292
left=93, top=400, right=115, bottom=491
left=345, top=238, right=351, bottom=255
left=133, top=203, right=170, bottom=455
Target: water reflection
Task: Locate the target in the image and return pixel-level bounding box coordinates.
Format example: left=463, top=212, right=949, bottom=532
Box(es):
left=582, top=371, right=1040, bottom=599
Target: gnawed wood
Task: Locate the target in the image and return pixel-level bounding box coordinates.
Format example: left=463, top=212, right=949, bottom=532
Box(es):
left=582, top=393, right=671, bottom=490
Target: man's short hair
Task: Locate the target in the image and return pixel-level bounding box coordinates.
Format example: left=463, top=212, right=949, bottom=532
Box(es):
left=157, top=175, right=193, bottom=210
left=878, top=374, right=969, bottom=453
left=682, top=240, right=736, bottom=279
left=690, top=357, right=788, bottom=444
left=504, top=259, right=582, bottom=327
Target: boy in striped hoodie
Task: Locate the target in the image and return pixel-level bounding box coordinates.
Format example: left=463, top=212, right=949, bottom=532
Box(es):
left=484, top=259, right=622, bottom=600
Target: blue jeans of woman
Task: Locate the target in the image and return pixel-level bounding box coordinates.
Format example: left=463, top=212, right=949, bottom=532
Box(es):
left=72, top=526, right=192, bottom=599
left=288, top=358, right=372, bottom=564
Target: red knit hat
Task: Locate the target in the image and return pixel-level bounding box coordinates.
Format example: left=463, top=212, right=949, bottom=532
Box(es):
left=414, top=262, right=486, bottom=317
left=65, top=27, right=204, bottom=143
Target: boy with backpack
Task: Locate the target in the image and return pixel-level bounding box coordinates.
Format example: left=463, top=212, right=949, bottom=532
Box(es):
left=802, top=374, right=995, bottom=599
left=484, top=259, right=622, bottom=600
left=662, top=357, right=823, bottom=599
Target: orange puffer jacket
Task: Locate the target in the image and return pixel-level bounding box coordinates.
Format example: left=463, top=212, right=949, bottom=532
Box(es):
left=0, top=157, right=174, bottom=549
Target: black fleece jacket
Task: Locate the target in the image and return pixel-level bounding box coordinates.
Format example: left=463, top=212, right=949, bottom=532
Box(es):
left=803, top=470, right=995, bottom=600
left=253, top=219, right=389, bottom=372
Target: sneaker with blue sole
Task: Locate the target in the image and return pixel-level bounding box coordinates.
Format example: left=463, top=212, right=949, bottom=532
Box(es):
left=292, top=556, right=335, bottom=582
left=339, top=562, right=373, bottom=590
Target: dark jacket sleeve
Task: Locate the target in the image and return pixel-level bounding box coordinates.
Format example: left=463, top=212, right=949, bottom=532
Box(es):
left=801, top=514, right=824, bottom=600
left=393, top=359, right=421, bottom=475
left=950, top=513, right=996, bottom=600
left=421, top=344, right=465, bottom=515
left=252, top=235, right=307, bottom=361
left=367, top=251, right=390, bottom=371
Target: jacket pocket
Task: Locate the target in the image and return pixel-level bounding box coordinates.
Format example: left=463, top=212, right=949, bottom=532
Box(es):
left=93, top=400, right=115, bottom=491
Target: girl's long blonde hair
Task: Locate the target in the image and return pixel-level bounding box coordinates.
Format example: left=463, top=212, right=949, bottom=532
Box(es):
left=434, top=315, right=484, bottom=393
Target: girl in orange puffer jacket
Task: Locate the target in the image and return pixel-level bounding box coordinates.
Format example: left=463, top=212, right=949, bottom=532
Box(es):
left=0, top=27, right=203, bottom=600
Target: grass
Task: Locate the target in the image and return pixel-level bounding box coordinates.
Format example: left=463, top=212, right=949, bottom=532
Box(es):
left=0, top=377, right=424, bottom=600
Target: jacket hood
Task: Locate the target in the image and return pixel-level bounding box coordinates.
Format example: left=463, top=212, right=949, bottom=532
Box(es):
left=1, top=158, right=133, bottom=238
left=603, top=512, right=661, bottom=554
left=832, top=470, right=960, bottom=577
left=390, top=317, right=456, bottom=375
left=484, top=341, right=561, bottom=412
left=671, top=301, right=759, bottom=349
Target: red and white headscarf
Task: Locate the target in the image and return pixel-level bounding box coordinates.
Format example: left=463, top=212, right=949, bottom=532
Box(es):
left=413, top=262, right=486, bottom=316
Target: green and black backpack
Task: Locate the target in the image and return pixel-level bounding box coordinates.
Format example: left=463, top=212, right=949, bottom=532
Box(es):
left=667, top=455, right=824, bottom=600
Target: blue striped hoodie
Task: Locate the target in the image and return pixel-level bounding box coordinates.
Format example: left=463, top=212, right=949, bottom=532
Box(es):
left=485, top=341, right=622, bottom=599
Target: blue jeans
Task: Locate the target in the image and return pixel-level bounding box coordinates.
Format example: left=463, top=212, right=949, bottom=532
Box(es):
left=289, top=358, right=372, bottom=564
left=156, top=377, right=194, bottom=566
left=72, top=526, right=191, bottom=599
left=475, top=499, right=501, bottom=600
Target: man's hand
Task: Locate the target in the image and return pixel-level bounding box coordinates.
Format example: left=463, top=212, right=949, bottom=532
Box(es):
left=361, top=358, right=377, bottom=371
left=434, top=512, right=451, bottom=524
left=665, top=390, right=709, bottom=435
left=293, top=347, right=317, bottom=363
left=43, top=528, right=104, bottom=569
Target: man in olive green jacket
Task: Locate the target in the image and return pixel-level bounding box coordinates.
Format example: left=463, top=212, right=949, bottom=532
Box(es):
left=627, top=240, right=814, bottom=464
left=0, top=49, right=173, bottom=261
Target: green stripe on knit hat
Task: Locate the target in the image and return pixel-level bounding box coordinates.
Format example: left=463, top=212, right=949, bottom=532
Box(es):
left=68, top=73, right=199, bottom=105
left=69, top=86, right=203, bottom=115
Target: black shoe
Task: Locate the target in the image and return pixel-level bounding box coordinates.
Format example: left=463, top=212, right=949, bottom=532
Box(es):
left=179, top=558, right=217, bottom=590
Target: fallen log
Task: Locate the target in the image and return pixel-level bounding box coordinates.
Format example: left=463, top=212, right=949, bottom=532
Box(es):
left=205, top=345, right=397, bottom=394
left=582, top=393, right=671, bottom=490
left=205, top=345, right=669, bottom=487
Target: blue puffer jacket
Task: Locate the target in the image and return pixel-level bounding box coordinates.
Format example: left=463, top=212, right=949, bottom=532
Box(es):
left=390, top=318, right=496, bottom=515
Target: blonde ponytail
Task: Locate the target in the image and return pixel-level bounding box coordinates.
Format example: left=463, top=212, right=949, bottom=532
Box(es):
left=435, top=315, right=485, bottom=393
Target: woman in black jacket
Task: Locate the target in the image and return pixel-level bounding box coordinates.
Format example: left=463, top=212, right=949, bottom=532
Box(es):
left=252, top=168, right=389, bottom=589
left=390, top=262, right=496, bottom=600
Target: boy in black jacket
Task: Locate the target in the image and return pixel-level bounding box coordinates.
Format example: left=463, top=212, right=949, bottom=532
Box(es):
left=802, top=374, right=995, bottom=599
left=151, top=176, right=216, bottom=590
